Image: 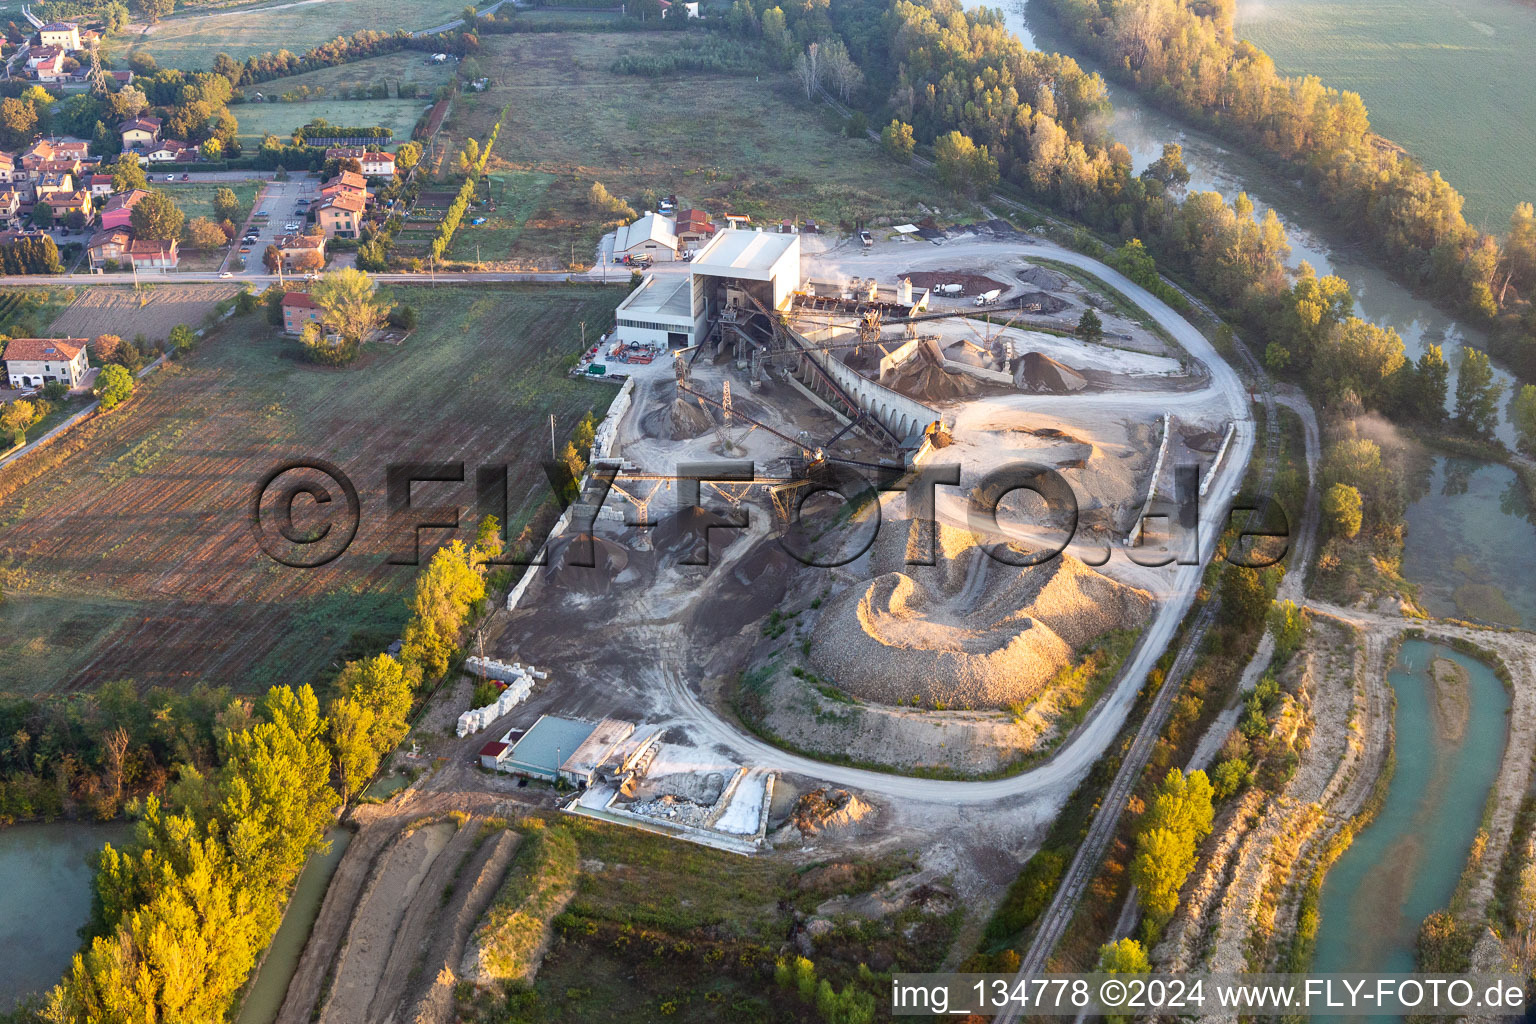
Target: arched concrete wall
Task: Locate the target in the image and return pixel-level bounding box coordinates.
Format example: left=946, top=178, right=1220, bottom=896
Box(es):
left=797, top=343, right=937, bottom=442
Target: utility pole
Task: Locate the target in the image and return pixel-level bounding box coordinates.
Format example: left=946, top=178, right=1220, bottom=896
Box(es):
left=549, top=412, right=556, bottom=459
left=579, top=320, right=586, bottom=351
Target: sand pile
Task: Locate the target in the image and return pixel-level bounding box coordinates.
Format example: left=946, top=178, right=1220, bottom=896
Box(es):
left=791, top=788, right=874, bottom=836
left=1017, top=265, right=1069, bottom=290
left=652, top=506, right=740, bottom=564
left=669, top=396, right=714, bottom=439
left=543, top=533, right=629, bottom=593
left=808, top=520, right=1151, bottom=709
left=881, top=342, right=980, bottom=402
left=1017, top=351, right=1087, bottom=393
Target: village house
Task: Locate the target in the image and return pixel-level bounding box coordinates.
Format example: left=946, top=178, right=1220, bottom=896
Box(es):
left=125, top=237, right=177, bottom=271
left=21, top=139, right=90, bottom=171
left=143, top=141, right=197, bottom=164
left=119, top=116, right=162, bottom=150
left=274, top=232, right=325, bottom=272
left=86, top=227, right=131, bottom=269
left=0, top=190, right=20, bottom=230
left=34, top=170, right=74, bottom=200
left=38, top=21, right=82, bottom=51
left=26, top=47, right=65, bottom=81
left=673, top=208, right=715, bottom=249
left=325, top=147, right=396, bottom=177
left=3, top=337, right=90, bottom=389
left=281, top=291, right=324, bottom=335
left=314, top=191, right=365, bottom=238
left=87, top=173, right=113, bottom=198
left=0, top=152, right=18, bottom=185
left=100, top=189, right=148, bottom=230
left=43, top=190, right=92, bottom=223
left=320, top=170, right=370, bottom=202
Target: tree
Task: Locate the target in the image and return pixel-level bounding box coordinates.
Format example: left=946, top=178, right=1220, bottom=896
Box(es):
left=1323, top=482, right=1363, bottom=539
left=1454, top=345, right=1502, bottom=439
left=933, top=131, right=997, bottom=197
left=1219, top=566, right=1270, bottom=630
left=111, top=156, right=148, bottom=193
left=169, top=324, right=196, bottom=355
left=792, top=42, right=822, bottom=100
left=1140, top=142, right=1190, bottom=193
left=1096, top=937, right=1149, bottom=1023
left=262, top=244, right=281, bottom=273
left=1401, top=343, right=1449, bottom=424
left=335, top=654, right=414, bottom=743
left=1210, top=757, right=1249, bottom=799
left=31, top=202, right=54, bottom=230
left=1076, top=307, right=1103, bottom=342
left=1131, top=826, right=1192, bottom=929
left=137, top=0, right=175, bottom=23
left=130, top=189, right=185, bottom=242
left=327, top=696, right=377, bottom=805
left=96, top=364, right=134, bottom=410
left=820, top=38, right=864, bottom=101
left=186, top=217, right=227, bottom=249
left=395, top=141, right=422, bottom=171
left=310, top=268, right=390, bottom=348
left=2, top=399, right=35, bottom=444
left=0, top=96, right=38, bottom=149
left=881, top=119, right=914, bottom=163
left=400, top=541, right=485, bottom=680
left=1512, top=384, right=1536, bottom=457
left=212, top=187, right=241, bottom=224
left=1315, top=317, right=1405, bottom=409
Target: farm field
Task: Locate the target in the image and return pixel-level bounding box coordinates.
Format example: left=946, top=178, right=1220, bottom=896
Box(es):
left=445, top=32, right=944, bottom=268
left=232, top=97, right=434, bottom=143
left=46, top=284, right=243, bottom=342
left=1236, top=0, right=1536, bottom=228
left=110, top=0, right=471, bottom=68
left=444, top=171, right=555, bottom=264
left=0, top=287, right=80, bottom=339
left=0, top=283, right=624, bottom=695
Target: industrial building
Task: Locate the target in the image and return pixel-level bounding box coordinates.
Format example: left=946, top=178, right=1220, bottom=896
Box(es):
left=497, top=714, right=639, bottom=786
left=613, top=227, right=801, bottom=350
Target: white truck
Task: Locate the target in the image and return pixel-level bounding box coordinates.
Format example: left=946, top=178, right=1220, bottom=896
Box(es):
left=974, top=288, right=1002, bottom=306
left=937, top=283, right=964, bottom=296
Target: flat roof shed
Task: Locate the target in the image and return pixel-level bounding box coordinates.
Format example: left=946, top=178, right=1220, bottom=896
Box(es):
left=504, top=715, right=597, bottom=781
left=559, top=717, right=636, bottom=787
left=689, top=228, right=801, bottom=310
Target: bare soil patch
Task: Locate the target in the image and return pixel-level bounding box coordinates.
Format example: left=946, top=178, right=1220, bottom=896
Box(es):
left=901, top=270, right=1006, bottom=296
left=48, top=284, right=241, bottom=342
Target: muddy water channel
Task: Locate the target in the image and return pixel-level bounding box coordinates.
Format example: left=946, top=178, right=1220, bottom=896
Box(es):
left=1310, top=640, right=1505, bottom=1004
left=0, top=821, right=130, bottom=1010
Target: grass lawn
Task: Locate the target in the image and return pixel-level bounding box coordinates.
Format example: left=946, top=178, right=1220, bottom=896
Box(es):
left=238, top=49, right=455, bottom=99
left=0, top=287, right=81, bottom=338
left=233, top=98, right=435, bottom=143
left=161, top=181, right=260, bottom=223
left=438, top=32, right=955, bottom=269
left=110, top=0, right=471, bottom=69
left=0, top=283, right=625, bottom=695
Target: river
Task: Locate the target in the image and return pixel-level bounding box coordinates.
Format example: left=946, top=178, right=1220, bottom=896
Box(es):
left=0, top=821, right=131, bottom=1011
left=1310, top=639, right=1508, bottom=1008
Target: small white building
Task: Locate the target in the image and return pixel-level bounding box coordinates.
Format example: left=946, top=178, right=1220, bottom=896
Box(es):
left=613, top=273, right=699, bottom=349
left=4, top=337, right=89, bottom=389
left=613, top=212, right=678, bottom=262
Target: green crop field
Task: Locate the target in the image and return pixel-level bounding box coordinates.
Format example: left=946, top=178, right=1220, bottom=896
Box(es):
left=110, top=0, right=470, bottom=69
left=238, top=50, right=455, bottom=100
left=445, top=171, right=555, bottom=263
left=232, top=98, right=435, bottom=142
left=440, top=32, right=948, bottom=268
left=0, top=283, right=624, bottom=694
left=1236, top=0, right=1536, bottom=229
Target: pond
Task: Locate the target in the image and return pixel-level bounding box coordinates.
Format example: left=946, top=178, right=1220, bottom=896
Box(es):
left=1310, top=639, right=1508, bottom=1008
left=0, top=821, right=130, bottom=1010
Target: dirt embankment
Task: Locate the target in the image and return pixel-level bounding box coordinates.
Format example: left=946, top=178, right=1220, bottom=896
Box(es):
left=1429, top=655, right=1470, bottom=745
left=274, top=791, right=525, bottom=1024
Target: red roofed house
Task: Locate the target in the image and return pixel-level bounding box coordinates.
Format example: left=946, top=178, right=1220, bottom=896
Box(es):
left=281, top=291, right=324, bottom=335
left=100, top=188, right=148, bottom=230
left=88, top=173, right=114, bottom=198
left=325, top=147, right=396, bottom=177
left=86, top=227, right=131, bottom=269
left=126, top=237, right=177, bottom=271
left=0, top=190, right=20, bottom=230
left=320, top=170, right=369, bottom=201
left=4, top=337, right=89, bottom=389
left=275, top=232, right=325, bottom=272
left=673, top=208, right=714, bottom=248
left=43, top=190, right=92, bottom=223
left=119, top=116, right=162, bottom=150
left=479, top=741, right=510, bottom=770
left=26, top=47, right=64, bottom=81
left=314, top=191, right=365, bottom=238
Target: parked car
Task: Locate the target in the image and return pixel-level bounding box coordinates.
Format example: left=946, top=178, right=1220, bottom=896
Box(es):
left=219, top=271, right=232, bottom=278
left=181, top=173, right=190, bottom=182
left=165, top=174, right=174, bottom=182
left=238, top=246, right=250, bottom=253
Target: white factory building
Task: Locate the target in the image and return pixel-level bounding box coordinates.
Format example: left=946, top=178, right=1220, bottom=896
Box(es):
left=613, top=228, right=801, bottom=349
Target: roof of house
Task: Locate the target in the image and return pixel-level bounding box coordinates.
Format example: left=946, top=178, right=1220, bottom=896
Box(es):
left=366, top=151, right=394, bottom=164
left=87, top=227, right=131, bottom=249
left=39, top=21, right=79, bottom=32
left=89, top=173, right=112, bottom=185
left=615, top=212, right=677, bottom=252
left=277, top=232, right=324, bottom=250
left=318, top=192, right=365, bottom=213
left=329, top=170, right=366, bottom=189
left=102, top=188, right=148, bottom=214
left=44, top=190, right=89, bottom=207
left=119, top=116, right=161, bottom=133
left=3, top=337, right=85, bottom=362
left=29, top=46, right=62, bottom=61
left=127, top=238, right=176, bottom=257
left=479, top=741, right=509, bottom=758
left=281, top=291, right=320, bottom=309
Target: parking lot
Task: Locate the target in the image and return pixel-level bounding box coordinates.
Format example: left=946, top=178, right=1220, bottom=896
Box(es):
left=222, top=174, right=322, bottom=277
